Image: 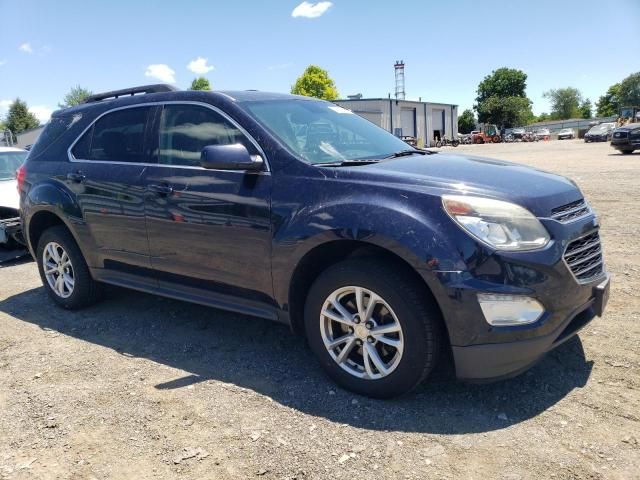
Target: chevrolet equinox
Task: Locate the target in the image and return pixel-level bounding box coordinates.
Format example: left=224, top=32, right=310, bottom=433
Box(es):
left=18, top=85, right=610, bottom=398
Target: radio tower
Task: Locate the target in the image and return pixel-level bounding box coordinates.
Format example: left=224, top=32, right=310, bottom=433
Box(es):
left=394, top=61, right=405, bottom=100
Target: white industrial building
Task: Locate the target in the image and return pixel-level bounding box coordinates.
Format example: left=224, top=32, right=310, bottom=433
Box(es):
left=334, top=97, right=458, bottom=148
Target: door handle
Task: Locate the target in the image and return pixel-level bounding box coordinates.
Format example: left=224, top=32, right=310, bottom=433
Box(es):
left=147, top=183, right=174, bottom=196
left=66, top=171, right=85, bottom=183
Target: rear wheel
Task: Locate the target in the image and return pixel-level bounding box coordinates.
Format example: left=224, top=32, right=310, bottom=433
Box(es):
left=36, top=226, right=102, bottom=309
left=304, top=259, right=442, bottom=398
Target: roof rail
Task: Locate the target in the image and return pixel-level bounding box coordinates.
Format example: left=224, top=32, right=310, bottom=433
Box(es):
left=83, top=84, right=179, bottom=103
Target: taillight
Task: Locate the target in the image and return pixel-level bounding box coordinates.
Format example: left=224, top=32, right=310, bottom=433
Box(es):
left=16, top=164, right=26, bottom=193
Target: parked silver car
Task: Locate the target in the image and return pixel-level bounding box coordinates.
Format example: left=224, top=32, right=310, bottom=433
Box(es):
left=557, top=128, right=574, bottom=140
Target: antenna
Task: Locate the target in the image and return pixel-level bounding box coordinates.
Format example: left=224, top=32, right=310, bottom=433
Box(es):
left=394, top=61, right=405, bottom=100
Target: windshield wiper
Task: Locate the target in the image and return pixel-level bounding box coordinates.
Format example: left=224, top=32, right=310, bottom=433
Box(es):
left=314, top=159, right=383, bottom=167
left=384, top=149, right=435, bottom=159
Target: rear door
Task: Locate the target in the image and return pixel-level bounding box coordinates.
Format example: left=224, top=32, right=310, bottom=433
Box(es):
left=143, top=103, right=273, bottom=307
left=67, top=105, right=158, bottom=274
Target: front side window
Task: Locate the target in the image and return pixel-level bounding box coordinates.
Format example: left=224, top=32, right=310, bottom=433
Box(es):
left=72, top=106, right=153, bottom=163
left=242, top=99, right=412, bottom=165
left=158, top=104, right=253, bottom=167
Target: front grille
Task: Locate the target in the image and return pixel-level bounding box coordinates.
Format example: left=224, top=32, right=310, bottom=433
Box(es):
left=551, top=199, right=590, bottom=222
left=564, top=231, right=604, bottom=283
left=613, top=131, right=628, bottom=139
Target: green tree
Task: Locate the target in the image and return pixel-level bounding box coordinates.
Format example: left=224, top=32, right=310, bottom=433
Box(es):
left=457, top=109, right=476, bottom=134
left=291, top=65, right=338, bottom=101
left=596, top=83, right=620, bottom=117
left=536, top=112, right=551, bottom=122
left=618, top=72, right=640, bottom=107
left=189, top=77, right=212, bottom=91
left=476, top=95, right=534, bottom=128
left=579, top=99, right=592, bottom=119
left=474, top=68, right=533, bottom=127
left=5, top=98, right=39, bottom=141
left=543, top=87, right=582, bottom=119
left=58, top=85, right=93, bottom=108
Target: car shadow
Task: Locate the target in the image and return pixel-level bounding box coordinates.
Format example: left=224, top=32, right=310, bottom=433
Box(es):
left=0, top=286, right=594, bottom=434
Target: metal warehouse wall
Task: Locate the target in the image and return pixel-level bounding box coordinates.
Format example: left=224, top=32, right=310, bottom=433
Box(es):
left=335, top=99, right=458, bottom=147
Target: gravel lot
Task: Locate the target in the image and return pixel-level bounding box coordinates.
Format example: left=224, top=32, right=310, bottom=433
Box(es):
left=1, top=140, right=638, bottom=479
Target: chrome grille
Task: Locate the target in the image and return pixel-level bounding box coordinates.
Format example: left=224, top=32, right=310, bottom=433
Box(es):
left=613, top=131, right=628, bottom=139
left=551, top=199, right=590, bottom=223
left=564, top=231, right=604, bottom=283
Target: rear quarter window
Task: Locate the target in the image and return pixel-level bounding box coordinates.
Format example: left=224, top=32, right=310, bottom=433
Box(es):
left=27, top=113, right=83, bottom=161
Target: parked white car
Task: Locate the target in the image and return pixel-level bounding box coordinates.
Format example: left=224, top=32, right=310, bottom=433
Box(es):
left=557, top=128, right=574, bottom=140
left=0, top=147, right=29, bottom=245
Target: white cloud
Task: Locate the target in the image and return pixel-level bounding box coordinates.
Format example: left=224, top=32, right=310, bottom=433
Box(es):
left=29, top=105, right=53, bottom=124
left=187, top=57, right=215, bottom=75
left=0, top=60, right=6, bottom=67
left=292, top=1, right=333, bottom=18
left=18, top=43, right=33, bottom=54
left=144, top=64, right=176, bottom=83
left=0, top=100, right=12, bottom=116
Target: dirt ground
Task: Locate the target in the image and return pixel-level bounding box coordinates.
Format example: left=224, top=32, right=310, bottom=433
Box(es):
left=1, top=140, right=638, bottom=480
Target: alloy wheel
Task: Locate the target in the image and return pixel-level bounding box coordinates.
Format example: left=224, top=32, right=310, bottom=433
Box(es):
left=319, top=286, right=404, bottom=380
left=42, top=242, right=75, bottom=299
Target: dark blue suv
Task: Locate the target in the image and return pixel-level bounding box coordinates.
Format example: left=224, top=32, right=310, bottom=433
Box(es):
left=18, top=84, right=610, bottom=398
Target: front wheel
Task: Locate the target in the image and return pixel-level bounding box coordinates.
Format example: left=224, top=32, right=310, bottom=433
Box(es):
left=451, top=139, right=459, bottom=147
left=36, top=225, right=102, bottom=309
left=621, top=149, right=634, bottom=155
left=304, top=259, right=442, bottom=398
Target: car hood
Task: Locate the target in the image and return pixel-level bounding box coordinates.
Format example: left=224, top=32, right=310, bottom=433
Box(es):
left=0, top=179, right=19, bottom=211
left=340, top=153, right=582, bottom=216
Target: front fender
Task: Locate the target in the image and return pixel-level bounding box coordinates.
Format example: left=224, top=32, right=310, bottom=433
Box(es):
left=271, top=192, right=464, bottom=311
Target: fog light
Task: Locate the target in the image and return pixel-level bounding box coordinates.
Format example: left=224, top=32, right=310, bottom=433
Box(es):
left=477, top=294, right=544, bottom=326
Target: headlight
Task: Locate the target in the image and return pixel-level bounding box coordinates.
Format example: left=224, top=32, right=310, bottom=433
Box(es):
left=442, top=195, right=550, bottom=251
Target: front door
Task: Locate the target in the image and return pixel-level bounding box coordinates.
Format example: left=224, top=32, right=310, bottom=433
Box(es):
left=66, top=105, right=158, bottom=273
left=143, top=103, right=273, bottom=307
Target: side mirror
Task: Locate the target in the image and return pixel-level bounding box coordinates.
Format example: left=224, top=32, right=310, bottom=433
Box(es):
left=200, top=144, right=263, bottom=171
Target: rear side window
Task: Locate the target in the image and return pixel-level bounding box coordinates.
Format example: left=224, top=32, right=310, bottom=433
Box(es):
left=158, top=104, right=254, bottom=167
left=72, top=106, right=154, bottom=163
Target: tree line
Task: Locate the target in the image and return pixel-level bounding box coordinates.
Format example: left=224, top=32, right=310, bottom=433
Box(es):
left=458, top=69, right=640, bottom=134
left=3, top=67, right=638, bottom=139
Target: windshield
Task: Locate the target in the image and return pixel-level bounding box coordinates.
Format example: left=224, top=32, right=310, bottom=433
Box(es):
left=589, top=124, right=611, bottom=133
left=243, top=99, right=413, bottom=164
left=0, top=151, right=28, bottom=181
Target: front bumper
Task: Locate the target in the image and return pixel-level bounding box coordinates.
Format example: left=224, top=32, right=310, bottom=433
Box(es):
left=425, top=212, right=608, bottom=381
left=611, top=138, right=639, bottom=151
left=452, top=275, right=608, bottom=381
left=584, top=135, right=608, bottom=142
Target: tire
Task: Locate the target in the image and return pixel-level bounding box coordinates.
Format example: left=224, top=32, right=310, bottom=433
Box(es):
left=435, top=140, right=442, bottom=148
left=36, top=225, right=102, bottom=309
left=451, top=140, right=459, bottom=147
left=621, top=149, right=633, bottom=155
left=304, top=259, right=442, bottom=398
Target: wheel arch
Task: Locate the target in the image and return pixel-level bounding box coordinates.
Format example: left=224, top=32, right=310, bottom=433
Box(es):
left=286, top=239, right=450, bottom=351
